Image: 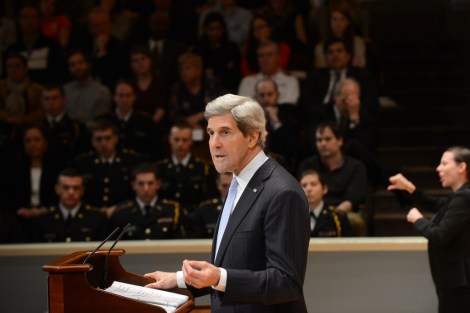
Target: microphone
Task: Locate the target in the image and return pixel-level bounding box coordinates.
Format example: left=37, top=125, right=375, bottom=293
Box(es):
left=100, top=223, right=131, bottom=289
left=82, top=227, right=120, bottom=264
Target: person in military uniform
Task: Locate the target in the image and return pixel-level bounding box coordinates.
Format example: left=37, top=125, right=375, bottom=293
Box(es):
left=41, top=83, right=90, bottom=162
left=100, top=80, right=162, bottom=160
left=299, top=169, right=353, bottom=237
left=156, top=123, right=217, bottom=214
left=33, top=168, right=108, bottom=242
left=74, top=118, right=142, bottom=213
left=110, top=163, right=182, bottom=239
left=191, top=172, right=232, bottom=238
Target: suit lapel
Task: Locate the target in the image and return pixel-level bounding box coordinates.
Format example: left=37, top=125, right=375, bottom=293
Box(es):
left=212, top=159, right=276, bottom=265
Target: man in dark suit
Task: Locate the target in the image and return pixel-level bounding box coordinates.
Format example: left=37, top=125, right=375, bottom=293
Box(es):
left=300, top=37, right=379, bottom=148
left=144, top=94, right=310, bottom=312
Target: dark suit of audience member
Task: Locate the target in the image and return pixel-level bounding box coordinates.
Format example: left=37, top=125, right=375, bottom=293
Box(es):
left=193, top=12, right=241, bottom=93
left=34, top=203, right=107, bottom=242
left=255, top=78, right=300, bottom=173
left=300, top=38, right=378, bottom=131
left=81, top=8, right=129, bottom=90
left=42, top=114, right=89, bottom=162
left=4, top=5, right=65, bottom=84
left=143, top=10, right=188, bottom=84
left=40, top=84, right=90, bottom=163
left=101, top=81, right=162, bottom=160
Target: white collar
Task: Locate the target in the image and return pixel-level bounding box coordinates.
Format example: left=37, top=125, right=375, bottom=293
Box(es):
left=172, top=154, right=191, bottom=167
left=59, top=203, right=81, bottom=219
left=234, top=150, right=269, bottom=193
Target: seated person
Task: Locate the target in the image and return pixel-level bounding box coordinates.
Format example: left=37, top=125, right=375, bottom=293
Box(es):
left=74, top=118, right=142, bottom=212
left=110, top=163, right=183, bottom=240
left=298, top=121, right=368, bottom=235
left=299, top=169, right=353, bottom=237
left=33, top=168, right=107, bottom=242
left=238, top=40, right=299, bottom=105
left=192, top=172, right=232, bottom=238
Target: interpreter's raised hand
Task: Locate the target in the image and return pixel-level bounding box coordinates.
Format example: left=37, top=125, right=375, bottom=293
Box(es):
left=387, top=173, right=416, bottom=194
left=407, top=208, right=423, bottom=223
left=144, top=271, right=178, bottom=289
left=182, top=260, right=220, bottom=289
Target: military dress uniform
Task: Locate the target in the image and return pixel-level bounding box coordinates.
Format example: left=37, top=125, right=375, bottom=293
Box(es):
left=102, top=111, right=160, bottom=159
left=156, top=156, right=217, bottom=212
left=74, top=149, right=142, bottom=208
left=192, top=197, right=223, bottom=238
left=34, top=204, right=107, bottom=242
left=42, top=114, right=90, bottom=161
left=110, top=198, right=182, bottom=239
left=311, top=204, right=353, bottom=237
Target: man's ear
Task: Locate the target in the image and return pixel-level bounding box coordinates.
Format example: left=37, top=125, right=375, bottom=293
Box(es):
left=247, top=131, right=260, bottom=149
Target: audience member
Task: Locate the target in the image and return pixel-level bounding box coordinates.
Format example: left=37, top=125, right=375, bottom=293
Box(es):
left=168, top=52, right=226, bottom=129
left=0, top=16, right=17, bottom=76
left=238, top=40, right=300, bottom=104
left=129, top=46, right=170, bottom=125
left=298, top=121, right=368, bottom=235
left=300, top=37, right=378, bottom=118
left=156, top=123, right=217, bottom=214
left=0, top=53, right=44, bottom=129
left=142, top=10, right=188, bottom=84
left=199, top=0, right=253, bottom=47
left=241, top=14, right=291, bottom=77
left=192, top=172, right=232, bottom=238
left=96, top=0, right=139, bottom=42
left=5, top=4, right=65, bottom=84
left=33, top=168, right=107, bottom=242
left=74, top=118, right=141, bottom=212
left=314, top=8, right=366, bottom=68
left=9, top=125, right=64, bottom=239
left=194, top=11, right=241, bottom=93
left=110, top=163, right=183, bottom=239
left=64, top=49, right=111, bottom=124
left=299, top=169, right=353, bottom=237
left=41, top=83, right=89, bottom=161
left=81, top=7, right=128, bottom=90
left=101, top=80, right=161, bottom=159
left=261, top=0, right=309, bottom=67
left=39, top=0, right=72, bottom=49
left=254, top=78, right=300, bottom=173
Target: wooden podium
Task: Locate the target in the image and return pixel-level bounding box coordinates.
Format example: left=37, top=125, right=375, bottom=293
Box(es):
left=42, top=249, right=195, bottom=313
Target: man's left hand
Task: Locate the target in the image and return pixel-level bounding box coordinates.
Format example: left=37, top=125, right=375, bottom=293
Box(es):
left=182, top=260, right=221, bottom=289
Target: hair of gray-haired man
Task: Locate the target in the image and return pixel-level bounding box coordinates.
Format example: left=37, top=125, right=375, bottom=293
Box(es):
left=204, top=94, right=268, bottom=149
left=334, top=77, right=361, bottom=96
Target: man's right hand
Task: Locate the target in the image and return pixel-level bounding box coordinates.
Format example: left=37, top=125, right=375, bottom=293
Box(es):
left=144, top=271, right=178, bottom=289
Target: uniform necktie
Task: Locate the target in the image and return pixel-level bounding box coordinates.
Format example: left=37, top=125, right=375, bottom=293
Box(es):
left=215, top=177, right=238, bottom=258
left=144, top=205, right=152, bottom=217
left=65, top=213, right=73, bottom=227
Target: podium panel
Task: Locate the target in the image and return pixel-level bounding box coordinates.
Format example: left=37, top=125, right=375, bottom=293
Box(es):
left=42, top=249, right=194, bottom=313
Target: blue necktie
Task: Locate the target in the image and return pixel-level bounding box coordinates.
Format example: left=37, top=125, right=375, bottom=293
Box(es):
left=215, top=177, right=238, bottom=258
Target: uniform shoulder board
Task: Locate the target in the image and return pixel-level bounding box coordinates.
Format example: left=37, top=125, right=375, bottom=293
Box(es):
left=156, top=158, right=170, bottom=165
left=199, top=198, right=219, bottom=206
left=76, top=150, right=94, bottom=159
left=327, top=205, right=337, bottom=212
left=84, top=205, right=101, bottom=212
left=162, top=198, right=179, bottom=207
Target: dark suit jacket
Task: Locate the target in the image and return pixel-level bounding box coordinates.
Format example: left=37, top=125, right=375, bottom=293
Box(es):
left=191, top=158, right=310, bottom=312
left=300, top=67, right=379, bottom=120
left=412, top=183, right=470, bottom=288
